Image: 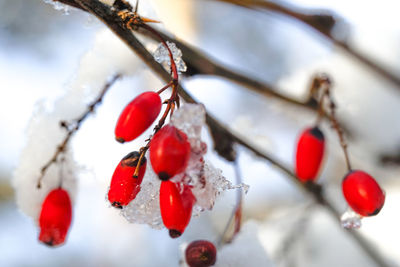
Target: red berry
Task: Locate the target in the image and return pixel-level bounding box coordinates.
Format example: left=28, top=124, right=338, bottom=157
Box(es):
left=342, top=170, right=385, bottom=217
left=185, top=240, right=217, bottom=267
left=159, top=181, right=196, bottom=238
left=115, top=91, right=161, bottom=143
left=150, top=125, right=191, bottom=180
left=39, top=188, right=72, bottom=247
left=108, top=151, right=147, bottom=208
left=295, top=127, right=325, bottom=182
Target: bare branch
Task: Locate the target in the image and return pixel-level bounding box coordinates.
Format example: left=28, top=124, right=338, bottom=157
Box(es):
left=213, top=0, right=400, bottom=91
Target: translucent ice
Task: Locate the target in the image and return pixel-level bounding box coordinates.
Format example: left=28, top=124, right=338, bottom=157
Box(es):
left=341, top=209, right=362, bottom=229
left=120, top=103, right=249, bottom=227
left=153, top=41, right=187, bottom=74
left=121, top=161, right=163, bottom=229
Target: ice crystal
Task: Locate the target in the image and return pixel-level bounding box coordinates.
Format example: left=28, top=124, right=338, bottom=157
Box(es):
left=341, top=209, right=362, bottom=229
left=153, top=41, right=187, bottom=74
left=121, top=161, right=163, bottom=229
left=121, top=103, right=249, bottom=228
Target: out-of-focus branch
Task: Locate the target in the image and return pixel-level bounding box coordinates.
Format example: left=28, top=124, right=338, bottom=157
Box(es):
left=136, top=28, right=318, bottom=108
left=213, top=0, right=400, bottom=91
left=380, top=149, right=400, bottom=166
left=0, top=180, right=14, bottom=202
left=50, top=1, right=390, bottom=266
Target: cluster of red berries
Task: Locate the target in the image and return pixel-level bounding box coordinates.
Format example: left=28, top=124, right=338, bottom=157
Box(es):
left=295, top=126, right=385, bottom=217
left=108, top=91, right=197, bottom=238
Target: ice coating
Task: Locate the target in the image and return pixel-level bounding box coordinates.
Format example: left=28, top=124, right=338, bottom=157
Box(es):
left=121, top=161, right=163, bottom=229
left=121, top=103, right=249, bottom=228
left=153, top=41, right=187, bottom=74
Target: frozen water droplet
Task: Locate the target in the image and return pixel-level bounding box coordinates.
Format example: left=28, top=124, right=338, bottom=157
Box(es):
left=153, top=41, right=187, bottom=74
left=341, top=209, right=362, bottom=229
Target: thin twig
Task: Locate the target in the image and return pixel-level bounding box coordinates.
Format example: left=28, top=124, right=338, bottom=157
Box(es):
left=311, top=74, right=352, bottom=171
left=274, top=204, right=314, bottom=266
left=49, top=1, right=390, bottom=266
left=213, top=0, right=400, bottom=91
left=37, top=74, right=121, bottom=188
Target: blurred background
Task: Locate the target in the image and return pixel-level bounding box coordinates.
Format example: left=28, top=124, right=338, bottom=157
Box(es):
left=1, top=0, right=400, bottom=266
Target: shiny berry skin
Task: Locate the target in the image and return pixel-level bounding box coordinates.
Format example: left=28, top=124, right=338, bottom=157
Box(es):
left=38, top=188, right=72, bottom=247
left=295, top=127, right=325, bottom=182
left=108, top=151, right=147, bottom=209
left=185, top=240, right=217, bottom=267
left=342, top=170, right=385, bottom=217
left=150, top=125, right=191, bottom=180
left=159, top=181, right=196, bottom=238
left=115, top=91, right=162, bottom=143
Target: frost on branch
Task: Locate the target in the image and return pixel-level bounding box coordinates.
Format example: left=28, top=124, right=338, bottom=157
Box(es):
left=13, top=27, right=139, bottom=221
left=12, top=100, right=80, bottom=221
left=43, top=0, right=70, bottom=15
left=121, top=104, right=249, bottom=227
left=153, top=41, right=187, bottom=74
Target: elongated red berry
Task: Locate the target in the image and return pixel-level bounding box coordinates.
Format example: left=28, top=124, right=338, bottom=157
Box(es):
left=39, top=188, right=72, bottom=247
left=185, top=240, right=217, bottom=267
left=295, top=127, right=325, bottom=182
left=342, top=170, right=385, bottom=217
left=160, top=181, right=196, bottom=238
left=150, top=125, right=191, bottom=180
left=108, top=151, right=147, bottom=209
left=115, top=91, right=162, bottom=143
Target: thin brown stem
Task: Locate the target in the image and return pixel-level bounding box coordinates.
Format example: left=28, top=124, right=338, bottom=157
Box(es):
left=326, top=92, right=352, bottom=171
left=312, top=74, right=352, bottom=171
left=37, top=74, right=121, bottom=188
left=157, top=81, right=174, bottom=95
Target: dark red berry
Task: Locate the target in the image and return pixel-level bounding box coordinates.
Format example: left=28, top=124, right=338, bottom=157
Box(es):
left=108, top=151, right=147, bottom=208
left=159, top=181, right=196, bottom=238
left=39, top=188, right=72, bottom=247
left=342, top=170, right=385, bottom=217
left=150, top=125, right=191, bottom=180
left=295, top=127, right=325, bottom=182
left=115, top=91, right=161, bottom=143
left=185, top=240, right=217, bottom=267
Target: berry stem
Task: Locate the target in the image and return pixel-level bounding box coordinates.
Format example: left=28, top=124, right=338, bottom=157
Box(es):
left=133, top=87, right=178, bottom=177
left=141, top=23, right=179, bottom=83
left=312, top=74, right=352, bottom=171
left=157, top=81, right=174, bottom=95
